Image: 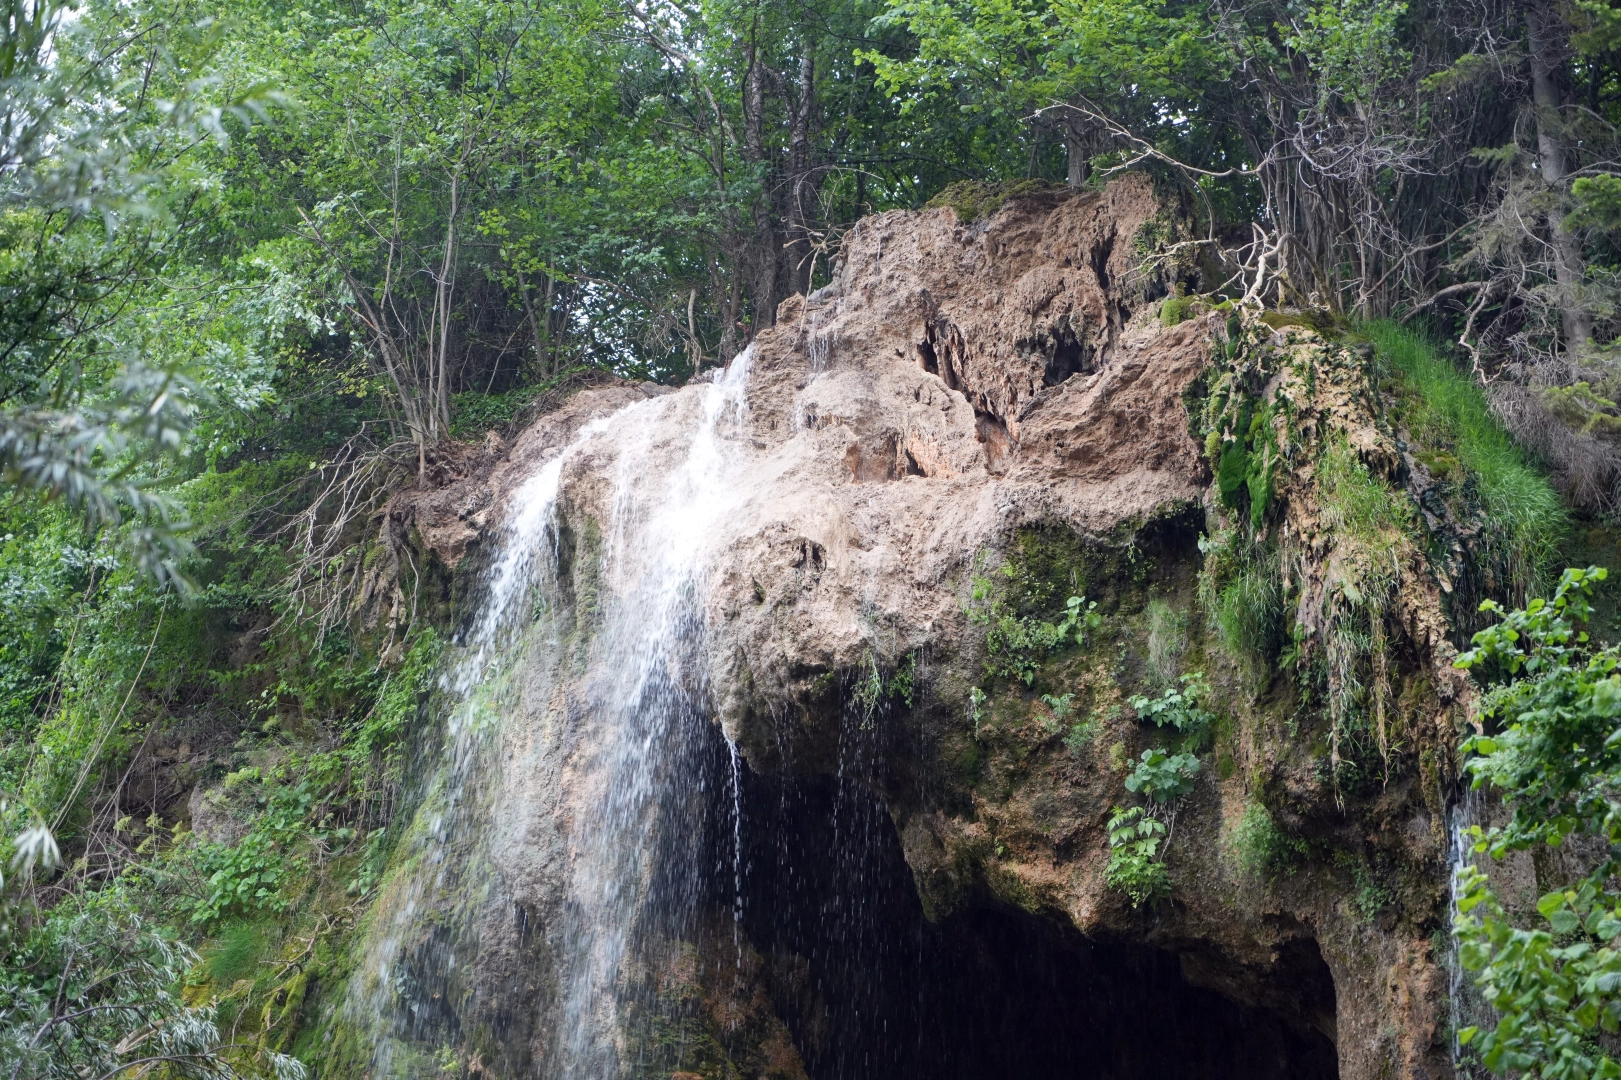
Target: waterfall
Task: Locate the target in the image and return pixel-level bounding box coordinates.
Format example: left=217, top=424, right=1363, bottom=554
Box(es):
left=554, top=348, right=751, bottom=1077
left=346, top=350, right=754, bottom=1079
left=1446, top=784, right=1490, bottom=1076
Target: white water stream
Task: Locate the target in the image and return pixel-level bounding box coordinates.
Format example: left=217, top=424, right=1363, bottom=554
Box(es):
left=349, top=350, right=754, bottom=1079
left=554, top=350, right=751, bottom=1077
left=1446, top=784, right=1492, bottom=1077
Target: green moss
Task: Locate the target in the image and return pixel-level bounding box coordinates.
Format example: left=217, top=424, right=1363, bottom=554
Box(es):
left=1216, top=440, right=1249, bottom=506
left=924, top=178, right=1058, bottom=224
left=953, top=738, right=984, bottom=783
left=1160, top=294, right=1196, bottom=326
left=1542, top=381, right=1621, bottom=440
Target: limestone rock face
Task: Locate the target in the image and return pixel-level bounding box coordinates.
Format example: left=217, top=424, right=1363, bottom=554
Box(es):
left=386, top=177, right=1458, bottom=1080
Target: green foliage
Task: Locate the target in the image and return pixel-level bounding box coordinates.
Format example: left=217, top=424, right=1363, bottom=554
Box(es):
left=1063, top=716, right=1101, bottom=755
left=1350, top=863, right=1396, bottom=922
left=0, top=0, right=284, bottom=588
left=1452, top=566, right=1621, bottom=1078
left=969, top=685, right=987, bottom=738
left=1124, top=747, right=1200, bottom=804
left=1367, top=321, right=1565, bottom=601
left=1457, top=567, right=1612, bottom=843
left=1568, top=174, right=1621, bottom=232
left=1213, top=401, right=1279, bottom=531
left=1040, top=692, right=1075, bottom=720
left=1227, top=802, right=1306, bottom=879
left=1129, top=672, right=1213, bottom=736
left=190, top=829, right=297, bottom=926
left=0, top=888, right=303, bottom=1080
left=1199, top=529, right=1285, bottom=671
left=1105, top=805, right=1170, bottom=907
left=852, top=652, right=919, bottom=721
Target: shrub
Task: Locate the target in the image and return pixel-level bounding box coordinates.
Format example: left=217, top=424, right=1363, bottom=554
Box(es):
left=1106, top=806, right=1170, bottom=906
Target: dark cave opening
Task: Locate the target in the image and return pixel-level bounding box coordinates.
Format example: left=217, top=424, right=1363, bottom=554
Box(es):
left=728, top=766, right=1340, bottom=1080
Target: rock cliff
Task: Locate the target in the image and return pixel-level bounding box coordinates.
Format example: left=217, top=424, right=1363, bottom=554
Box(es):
left=356, top=175, right=1467, bottom=1080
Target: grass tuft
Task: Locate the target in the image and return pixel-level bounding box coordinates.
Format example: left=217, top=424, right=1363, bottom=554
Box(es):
left=207, top=919, right=267, bottom=987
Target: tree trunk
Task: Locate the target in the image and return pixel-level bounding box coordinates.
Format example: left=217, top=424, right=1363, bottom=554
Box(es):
left=786, top=45, right=816, bottom=295
left=1065, top=133, right=1088, bottom=189
left=1529, top=0, right=1592, bottom=352
left=741, top=32, right=778, bottom=331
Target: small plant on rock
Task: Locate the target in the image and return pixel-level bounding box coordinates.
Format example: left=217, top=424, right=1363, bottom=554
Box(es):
left=1146, top=599, right=1188, bottom=683
left=1227, top=801, right=1308, bottom=879
left=1062, top=720, right=1098, bottom=754
left=1125, top=748, right=1200, bottom=803
left=1039, top=692, right=1075, bottom=734
left=1129, top=672, right=1213, bottom=736
left=1106, top=806, right=1171, bottom=907
left=970, top=563, right=1103, bottom=685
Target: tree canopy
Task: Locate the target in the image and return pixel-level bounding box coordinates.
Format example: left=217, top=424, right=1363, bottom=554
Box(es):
left=5, top=0, right=1621, bottom=1075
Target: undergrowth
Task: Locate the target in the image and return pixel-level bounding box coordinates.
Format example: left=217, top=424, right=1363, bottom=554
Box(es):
left=1366, top=321, right=1565, bottom=600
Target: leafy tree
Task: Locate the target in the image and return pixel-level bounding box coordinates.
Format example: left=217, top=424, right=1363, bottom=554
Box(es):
left=1454, top=566, right=1621, bottom=1078
left=0, top=0, right=281, bottom=585
left=0, top=889, right=301, bottom=1080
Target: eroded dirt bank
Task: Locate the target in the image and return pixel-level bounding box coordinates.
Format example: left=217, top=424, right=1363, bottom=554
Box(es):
left=379, top=176, right=1466, bottom=1080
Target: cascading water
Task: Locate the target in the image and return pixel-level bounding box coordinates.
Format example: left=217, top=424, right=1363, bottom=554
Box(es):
left=346, top=351, right=754, bottom=1079
left=1447, top=785, right=1491, bottom=1077
left=553, top=350, right=752, bottom=1077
